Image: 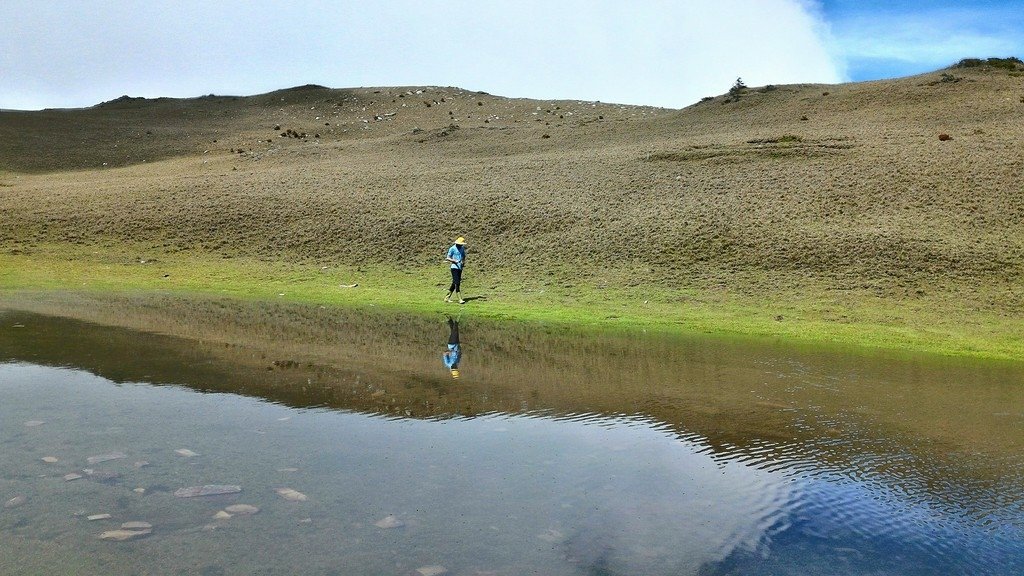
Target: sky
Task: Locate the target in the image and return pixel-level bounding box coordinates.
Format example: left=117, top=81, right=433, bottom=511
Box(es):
left=1, top=0, right=1022, bottom=110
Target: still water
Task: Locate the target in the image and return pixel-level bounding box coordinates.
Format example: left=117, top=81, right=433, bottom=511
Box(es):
left=1, top=295, right=1022, bottom=575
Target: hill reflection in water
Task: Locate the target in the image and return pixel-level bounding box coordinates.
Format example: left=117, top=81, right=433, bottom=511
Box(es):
left=1, top=294, right=1022, bottom=574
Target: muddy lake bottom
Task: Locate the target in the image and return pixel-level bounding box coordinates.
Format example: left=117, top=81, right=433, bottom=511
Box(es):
left=1, top=301, right=1023, bottom=575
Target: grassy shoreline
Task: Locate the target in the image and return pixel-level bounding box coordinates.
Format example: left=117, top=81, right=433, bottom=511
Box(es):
left=1, top=247, right=1020, bottom=362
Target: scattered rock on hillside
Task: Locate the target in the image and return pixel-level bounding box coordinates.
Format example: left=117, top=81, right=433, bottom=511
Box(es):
left=4, top=496, right=27, bottom=509
left=437, top=124, right=459, bottom=137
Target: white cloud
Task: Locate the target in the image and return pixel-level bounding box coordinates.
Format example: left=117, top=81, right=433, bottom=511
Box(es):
left=0, top=0, right=843, bottom=110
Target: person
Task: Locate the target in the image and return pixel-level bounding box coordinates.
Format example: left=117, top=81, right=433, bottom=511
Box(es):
left=443, top=316, right=462, bottom=379
left=444, top=236, right=467, bottom=304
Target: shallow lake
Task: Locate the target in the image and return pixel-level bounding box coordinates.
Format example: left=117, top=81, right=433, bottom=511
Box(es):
left=1, top=295, right=1022, bottom=575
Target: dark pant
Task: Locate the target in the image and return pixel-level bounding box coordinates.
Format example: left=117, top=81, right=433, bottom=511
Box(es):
left=449, top=268, right=462, bottom=292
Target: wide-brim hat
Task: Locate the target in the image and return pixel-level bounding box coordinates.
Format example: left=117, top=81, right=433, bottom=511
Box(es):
left=454, top=237, right=466, bottom=245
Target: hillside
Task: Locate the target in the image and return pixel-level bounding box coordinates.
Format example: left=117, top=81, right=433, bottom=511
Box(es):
left=1, top=60, right=1023, bottom=356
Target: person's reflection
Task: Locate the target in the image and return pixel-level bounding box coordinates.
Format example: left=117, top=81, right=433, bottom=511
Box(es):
left=443, top=316, right=462, bottom=379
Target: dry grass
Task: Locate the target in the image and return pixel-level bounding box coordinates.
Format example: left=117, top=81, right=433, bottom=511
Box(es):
left=1, top=65, right=1022, bottom=353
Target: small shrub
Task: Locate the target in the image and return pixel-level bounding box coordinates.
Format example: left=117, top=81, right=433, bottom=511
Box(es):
left=728, top=77, right=747, bottom=97
left=987, top=57, right=1023, bottom=69
left=956, top=56, right=1023, bottom=70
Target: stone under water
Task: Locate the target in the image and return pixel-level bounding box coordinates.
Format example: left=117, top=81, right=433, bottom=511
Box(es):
left=225, top=504, right=260, bottom=515
left=99, top=528, right=152, bottom=541
left=274, top=488, right=308, bottom=502
left=121, top=521, right=152, bottom=530
left=86, top=452, right=126, bottom=465
left=174, top=485, right=242, bottom=498
left=374, top=515, right=404, bottom=529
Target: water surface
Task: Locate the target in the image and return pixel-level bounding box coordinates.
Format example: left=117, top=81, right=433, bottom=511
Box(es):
left=1, top=296, right=1022, bottom=575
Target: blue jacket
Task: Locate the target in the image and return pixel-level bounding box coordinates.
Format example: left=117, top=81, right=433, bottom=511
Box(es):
left=447, top=244, right=465, bottom=270
left=443, top=344, right=462, bottom=368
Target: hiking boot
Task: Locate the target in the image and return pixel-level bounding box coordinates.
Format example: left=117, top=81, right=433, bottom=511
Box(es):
left=458, top=299, right=466, bottom=304
left=444, top=297, right=451, bottom=303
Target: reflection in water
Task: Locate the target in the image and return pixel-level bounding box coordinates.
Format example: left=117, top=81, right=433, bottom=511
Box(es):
left=443, top=316, right=462, bottom=379
left=0, top=293, right=1023, bottom=575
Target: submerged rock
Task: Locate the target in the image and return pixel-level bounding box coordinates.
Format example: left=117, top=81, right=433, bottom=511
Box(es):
left=415, top=566, right=448, bottom=576
left=100, top=528, right=152, bottom=541
left=86, top=452, right=126, bottom=465
left=225, top=504, right=259, bottom=515
left=537, top=528, right=564, bottom=543
left=85, top=469, right=121, bottom=483
left=63, top=473, right=84, bottom=482
left=121, top=521, right=152, bottom=530
left=87, top=514, right=112, bottom=521
left=374, top=515, right=404, bottom=529
left=274, top=488, right=308, bottom=502
left=174, top=449, right=199, bottom=457
left=4, top=496, right=27, bottom=509
left=41, top=457, right=59, bottom=464
left=213, top=511, right=233, bottom=521
left=174, top=485, right=242, bottom=498
left=24, top=420, right=44, bottom=427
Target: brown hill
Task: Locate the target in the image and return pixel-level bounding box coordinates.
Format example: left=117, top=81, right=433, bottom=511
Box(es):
left=1, top=61, right=1022, bottom=303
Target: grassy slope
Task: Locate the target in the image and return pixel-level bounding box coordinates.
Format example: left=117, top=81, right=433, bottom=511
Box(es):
left=1, top=65, right=1022, bottom=360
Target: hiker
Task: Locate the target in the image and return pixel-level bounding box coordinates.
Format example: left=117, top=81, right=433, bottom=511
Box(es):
left=443, top=316, right=462, bottom=379
left=444, top=236, right=467, bottom=304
